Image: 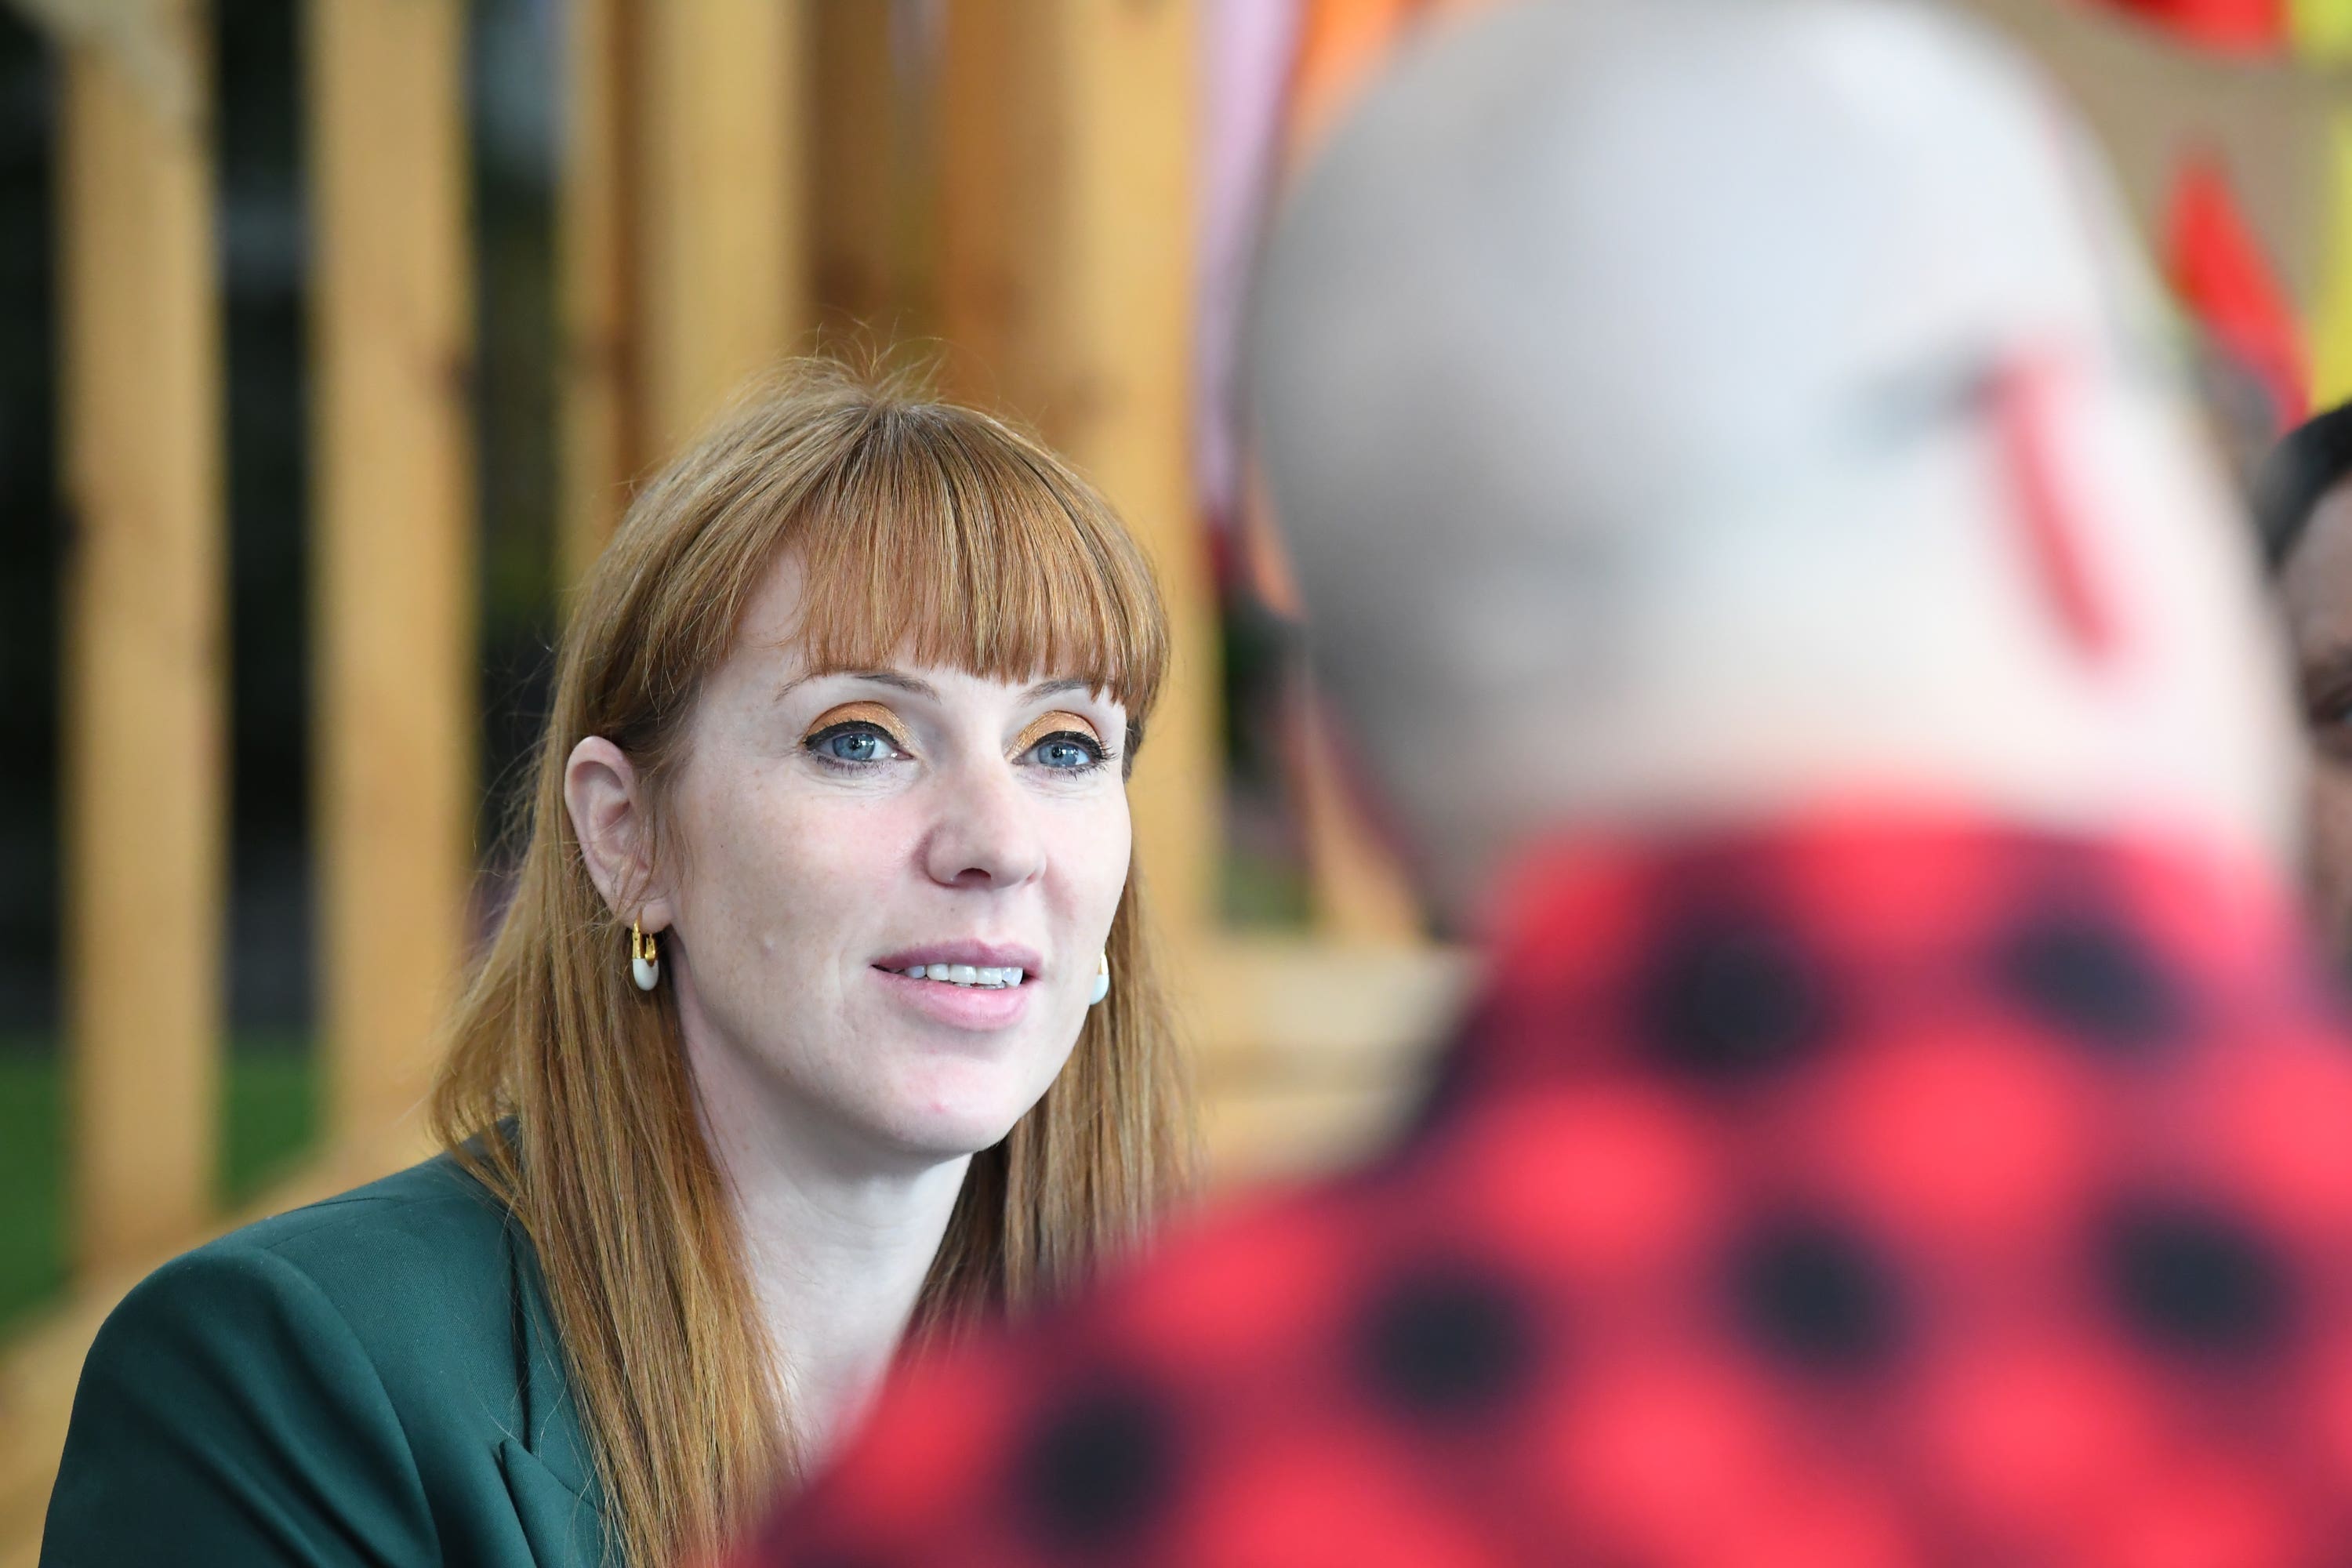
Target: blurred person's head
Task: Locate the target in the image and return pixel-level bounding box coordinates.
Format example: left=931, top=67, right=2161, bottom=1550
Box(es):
left=2256, top=401, right=2352, bottom=956
left=430, top=364, right=1189, bottom=1565
left=1249, top=0, right=2298, bottom=928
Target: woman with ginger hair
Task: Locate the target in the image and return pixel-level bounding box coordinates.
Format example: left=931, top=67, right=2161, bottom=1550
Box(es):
left=41, top=365, right=1194, bottom=1568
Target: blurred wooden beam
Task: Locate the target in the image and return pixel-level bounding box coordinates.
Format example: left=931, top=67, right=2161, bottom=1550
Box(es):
left=637, top=0, right=811, bottom=452
left=811, top=0, right=900, bottom=337
left=57, top=0, right=223, bottom=1273
left=939, top=0, right=1221, bottom=938
left=1201, top=1078, right=1421, bottom=1189
left=556, top=0, right=641, bottom=590
left=307, top=0, right=476, bottom=1142
left=1190, top=937, right=1464, bottom=1087
left=937, top=0, right=1050, bottom=416
left=557, top=0, right=814, bottom=584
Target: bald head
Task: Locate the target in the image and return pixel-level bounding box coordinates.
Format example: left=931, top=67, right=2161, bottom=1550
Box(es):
left=1250, top=0, right=2296, bottom=926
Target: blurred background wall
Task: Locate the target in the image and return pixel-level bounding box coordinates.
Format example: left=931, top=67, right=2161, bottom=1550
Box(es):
left=0, top=0, right=2344, bottom=1557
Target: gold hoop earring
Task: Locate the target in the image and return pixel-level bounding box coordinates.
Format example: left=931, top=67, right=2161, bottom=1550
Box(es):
left=630, top=917, right=660, bottom=992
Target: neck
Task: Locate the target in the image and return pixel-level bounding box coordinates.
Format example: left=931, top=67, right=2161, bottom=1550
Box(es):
left=676, top=978, right=971, bottom=1471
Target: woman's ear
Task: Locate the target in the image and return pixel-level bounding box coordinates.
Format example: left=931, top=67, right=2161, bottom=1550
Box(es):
left=565, top=735, right=672, bottom=932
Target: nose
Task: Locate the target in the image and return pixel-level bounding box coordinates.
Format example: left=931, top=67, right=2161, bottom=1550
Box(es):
left=920, top=756, right=1047, bottom=891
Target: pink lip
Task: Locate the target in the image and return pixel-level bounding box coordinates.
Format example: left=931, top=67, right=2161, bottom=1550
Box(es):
left=871, top=942, right=1045, bottom=976
left=868, top=940, right=1045, bottom=1033
left=870, top=967, right=1036, bottom=1030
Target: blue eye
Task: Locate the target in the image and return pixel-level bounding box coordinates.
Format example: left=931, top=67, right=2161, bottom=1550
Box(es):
left=1029, top=733, right=1105, bottom=771
left=806, top=723, right=906, bottom=765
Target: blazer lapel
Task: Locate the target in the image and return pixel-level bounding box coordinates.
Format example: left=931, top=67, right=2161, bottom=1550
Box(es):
left=497, top=1436, right=606, bottom=1565
left=503, top=1214, right=606, bottom=1561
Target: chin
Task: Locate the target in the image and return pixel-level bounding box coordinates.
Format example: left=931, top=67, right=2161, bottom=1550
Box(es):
left=863, top=1063, right=1047, bottom=1160
left=871, top=1103, right=1025, bottom=1162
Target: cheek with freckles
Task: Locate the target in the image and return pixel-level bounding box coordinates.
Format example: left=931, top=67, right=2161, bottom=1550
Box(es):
left=666, top=753, right=927, bottom=1080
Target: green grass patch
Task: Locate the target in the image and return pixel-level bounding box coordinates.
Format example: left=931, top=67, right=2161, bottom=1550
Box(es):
left=0, top=1042, right=319, bottom=1335
left=1222, top=848, right=1316, bottom=928
left=0, top=1054, right=66, bottom=1334
left=221, top=1043, right=319, bottom=1207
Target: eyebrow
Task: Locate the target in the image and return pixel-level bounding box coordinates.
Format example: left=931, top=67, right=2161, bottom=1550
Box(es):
left=776, top=669, right=940, bottom=704
left=1022, top=677, right=1100, bottom=704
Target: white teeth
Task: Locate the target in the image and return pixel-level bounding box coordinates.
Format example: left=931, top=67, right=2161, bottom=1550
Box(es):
left=901, top=963, right=1025, bottom=987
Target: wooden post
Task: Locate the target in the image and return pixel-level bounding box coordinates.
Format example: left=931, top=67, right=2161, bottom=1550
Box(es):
left=811, top=0, right=908, bottom=337
left=937, top=0, right=1054, bottom=417
left=939, top=0, right=1221, bottom=938
left=637, top=0, right=811, bottom=454
left=557, top=0, right=813, bottom=586
left=556, top=0, right=642, bottom=590
left=308, top=0, right=476, bottom=1142
left=58, top=3, right=224, bottom=1272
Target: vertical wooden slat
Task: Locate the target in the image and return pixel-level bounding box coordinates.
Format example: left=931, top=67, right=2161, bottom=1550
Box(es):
left=637, top=0, right=811, bottom=454
left=308, top=0, right=475, bottom=1142
left=1063, top=0, right=1217, bottom=939
left=556, top=0, right=641, bottom=589
left=559, top=0, right=815, bottom=582
left=812, top=0, right=901, bottom=336
left=59, top=5, right=224, bottom=1272
left=940, top=0, right=1220, bottom=938
left=938, top=0, right=1055, bottom=418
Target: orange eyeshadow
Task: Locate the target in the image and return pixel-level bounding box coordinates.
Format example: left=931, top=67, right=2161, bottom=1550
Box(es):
left=1011, top=710, right=1103, bottom=754
left=803, top=701, right=912, bottom=747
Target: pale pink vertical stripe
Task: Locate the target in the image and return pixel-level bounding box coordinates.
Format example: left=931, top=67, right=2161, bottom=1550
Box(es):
left=1197, top=0, right=1305, bottom=535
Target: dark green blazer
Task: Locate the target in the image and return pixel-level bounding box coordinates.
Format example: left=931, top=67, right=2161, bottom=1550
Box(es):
left=40, top=1152, right=607, bottom=1567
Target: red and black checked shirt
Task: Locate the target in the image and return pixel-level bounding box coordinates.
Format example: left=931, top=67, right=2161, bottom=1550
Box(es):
left=740, top=815, right=2352, bottom=1568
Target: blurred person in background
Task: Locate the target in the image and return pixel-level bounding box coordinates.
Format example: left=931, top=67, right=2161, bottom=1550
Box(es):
left=2256, top=402, right=2352, bottom=961
left=736, top=3, right=2352, bottom=1565
left=40, top=366, right=1193, bottom=1568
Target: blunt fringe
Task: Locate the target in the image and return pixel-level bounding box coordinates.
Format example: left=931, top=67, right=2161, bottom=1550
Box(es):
left=430, top=362, right=1192, bottom=1567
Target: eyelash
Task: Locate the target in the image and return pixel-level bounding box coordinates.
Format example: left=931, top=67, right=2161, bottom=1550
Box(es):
left=801, top=720, right=1117, bottom=775
left=803, top=720, right=909, bottom=771
left=1023, top=729, right=1114, bottom=775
